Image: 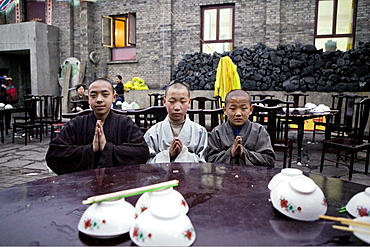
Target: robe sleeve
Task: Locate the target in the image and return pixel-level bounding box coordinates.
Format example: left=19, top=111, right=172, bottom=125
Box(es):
left=241, top=124, right=275, bottom=167
left=45, top=117, right=96, bottom=175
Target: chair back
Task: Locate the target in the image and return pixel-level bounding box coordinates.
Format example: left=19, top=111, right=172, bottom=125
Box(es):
left=24, top=96, right=43, bottom=123
left=148, top=93, right=164, bottom=106
left=353, top=98, right=370, bottom=144
left=127, top=106, right=167, bottom=133
left=187, top=108, right=225, bottom=132
left=250, top=104, right=285, bottom=145
left=191, top=97, right=217, bottom=110
left=284, top=92, right=309, bottom=108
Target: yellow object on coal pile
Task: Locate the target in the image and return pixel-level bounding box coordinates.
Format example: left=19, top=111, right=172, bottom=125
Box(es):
left=214, top=56, right=241, bottom=104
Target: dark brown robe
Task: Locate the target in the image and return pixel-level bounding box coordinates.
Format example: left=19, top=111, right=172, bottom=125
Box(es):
left=46, top=111, right=149, bottom=175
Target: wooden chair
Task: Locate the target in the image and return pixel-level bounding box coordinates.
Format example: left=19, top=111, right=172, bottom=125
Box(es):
left=187, top=108, right=225, bottom=132
left=284, top=92, right=309, bottom=108
left=12, top=97, right=44, bottom=145
left=38, top=95, right=63, bottom=137
left=312, top=94, right=346, bottom=142
left=323, top=94, right=368, bottom=141
left=191, top=97, right=218, bottom=110
left=251, top=93, right=275, bottom=101
left=250, top=104, right=294, bottom=168
left=320, top=98, right=370, bottom=180
left=148, top=93, right=164, bottom=106
left=126, top=106, right=167, bottom=133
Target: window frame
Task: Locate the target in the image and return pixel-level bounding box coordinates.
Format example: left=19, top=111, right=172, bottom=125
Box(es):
left=314, top=0, right=357, bottom=51
left=200, top=4, right=235, bottom=54
left=101, top=13, right=136, bottom=61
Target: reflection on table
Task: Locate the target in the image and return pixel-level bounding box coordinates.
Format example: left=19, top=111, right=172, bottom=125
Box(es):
left=0, top=163, right=367, bottom=246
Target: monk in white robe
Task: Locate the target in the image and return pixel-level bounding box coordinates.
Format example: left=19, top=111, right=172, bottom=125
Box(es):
left=206, top=90, right=275, bottom=167
left=144, top=82, right=208, bottom=163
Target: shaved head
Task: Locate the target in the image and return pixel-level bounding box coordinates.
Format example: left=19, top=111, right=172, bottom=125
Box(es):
left=225, top=90, right=251, bottom=105
left=165, top=82, right=190, bottom=97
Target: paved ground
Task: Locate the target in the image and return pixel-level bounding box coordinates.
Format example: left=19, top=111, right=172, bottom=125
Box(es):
left=0, top=127, right=369, bottom=190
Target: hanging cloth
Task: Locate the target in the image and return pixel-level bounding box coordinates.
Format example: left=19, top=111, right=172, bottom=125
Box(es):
left=214, top=56, right=241, bottom=103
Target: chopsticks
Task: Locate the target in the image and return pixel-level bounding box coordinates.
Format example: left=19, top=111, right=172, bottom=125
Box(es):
left=319, top=215, right=370, bottom=235
left=82, top=180, right=179, bottom=205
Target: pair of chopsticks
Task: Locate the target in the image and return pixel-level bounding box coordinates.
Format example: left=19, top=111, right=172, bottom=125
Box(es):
left=82, top=180, right=179, bottom=205
left=319, top=215, right=370, bottom=235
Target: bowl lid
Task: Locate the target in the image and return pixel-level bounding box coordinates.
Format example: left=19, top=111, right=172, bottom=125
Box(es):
left=289, top=176, right=316, bottom=194
left=281, top=168, right=303, bottom=176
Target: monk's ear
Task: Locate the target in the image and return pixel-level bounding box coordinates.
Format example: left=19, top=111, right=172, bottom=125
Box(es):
left=249, top=104, right=254, bottom=114
left=162, top=96, right=166, bottom=105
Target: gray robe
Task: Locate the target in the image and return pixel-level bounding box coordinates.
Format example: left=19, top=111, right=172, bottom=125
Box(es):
left=144, top=115, right=208, bottom=163
left=206, top=120, right=275, bottom=167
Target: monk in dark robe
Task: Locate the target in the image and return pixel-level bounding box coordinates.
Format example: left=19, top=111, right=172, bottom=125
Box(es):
left=46, top=78, right=149, bottom=175
left=206, top=89, right=275, bottom=167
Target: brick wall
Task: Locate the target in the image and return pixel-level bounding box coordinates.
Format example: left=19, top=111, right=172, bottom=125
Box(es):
left=1, top=0, right=369, bottom=90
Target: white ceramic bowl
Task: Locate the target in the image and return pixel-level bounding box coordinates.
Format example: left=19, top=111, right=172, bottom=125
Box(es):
left=270, top=175, right=327, bottom=221
left=4, top=104, right=13, bottom=109
left=78, top=198, right=136, bottom=239
left=135, top=187, right=189, bottom=217
left=346, top=187, right=370, bottom=217
left=350, top=216, right=370, bottom=244
left=268, top=168, right=303, bottom=190
left=0, top=103, right=5, bottom=108
left=130, top=203, right=196, bottom=246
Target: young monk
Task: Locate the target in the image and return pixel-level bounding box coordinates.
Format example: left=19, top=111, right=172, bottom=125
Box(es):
left=206, top=89, right=275, bottom=167
left=46, top=78, right=149, bottom=175
left=144, top=81, right=208, bottom=163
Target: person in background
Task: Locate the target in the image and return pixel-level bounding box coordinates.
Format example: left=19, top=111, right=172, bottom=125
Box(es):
left=114, top=75, right=124, bottom=101
left=0, top=75, right=11, bottom=104
left=206, top=89, right=275, bottom=167
left=70, top=84, right=88, bottom=112
left=46, top=78, right=149, bottom=175
left=144, top=81, right=208, bottom=163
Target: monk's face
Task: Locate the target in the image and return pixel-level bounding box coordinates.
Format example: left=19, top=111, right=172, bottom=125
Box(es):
left=223, top=96, right=254, bottom=127
left=163, top=87, right=191, bottom=123
left=88, top=80, right=116, bottom=117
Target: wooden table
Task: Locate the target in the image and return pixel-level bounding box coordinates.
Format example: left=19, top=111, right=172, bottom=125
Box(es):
left=0, top=163, right=367, bottom=245
left=281, top=110, right=338, bottom=165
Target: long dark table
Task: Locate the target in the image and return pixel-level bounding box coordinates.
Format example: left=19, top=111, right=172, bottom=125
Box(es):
left=0, top=163, right=367, bottom=246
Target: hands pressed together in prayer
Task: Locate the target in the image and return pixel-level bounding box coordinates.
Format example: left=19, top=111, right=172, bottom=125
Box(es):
left=93, top=120, right=106, bottom=152
left=169, top=137, right=183, bottom=161
left=231, top=136, right=243, bottom=158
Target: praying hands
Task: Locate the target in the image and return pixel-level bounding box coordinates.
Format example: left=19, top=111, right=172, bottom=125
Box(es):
left=169, top=137, right=183, bottom=161
left=93, top=120, right=106, bottom=152
left=231, top=136, right=243, bottom=158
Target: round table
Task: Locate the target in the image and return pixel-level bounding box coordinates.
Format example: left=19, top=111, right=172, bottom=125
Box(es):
left=0, top=163, right=367, bottom=245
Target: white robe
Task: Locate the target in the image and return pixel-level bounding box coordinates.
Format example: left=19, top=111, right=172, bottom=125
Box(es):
left=144, top=115, right=208, bottom=163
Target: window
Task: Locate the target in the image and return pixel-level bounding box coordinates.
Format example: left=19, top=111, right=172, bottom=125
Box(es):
left=314, top=0, right=357, bottom=51
left=201, top=5, right=234, bottom=54
left=102, top=13, right=136, bottom=61
left=25, top=0, right=46, bottom=23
